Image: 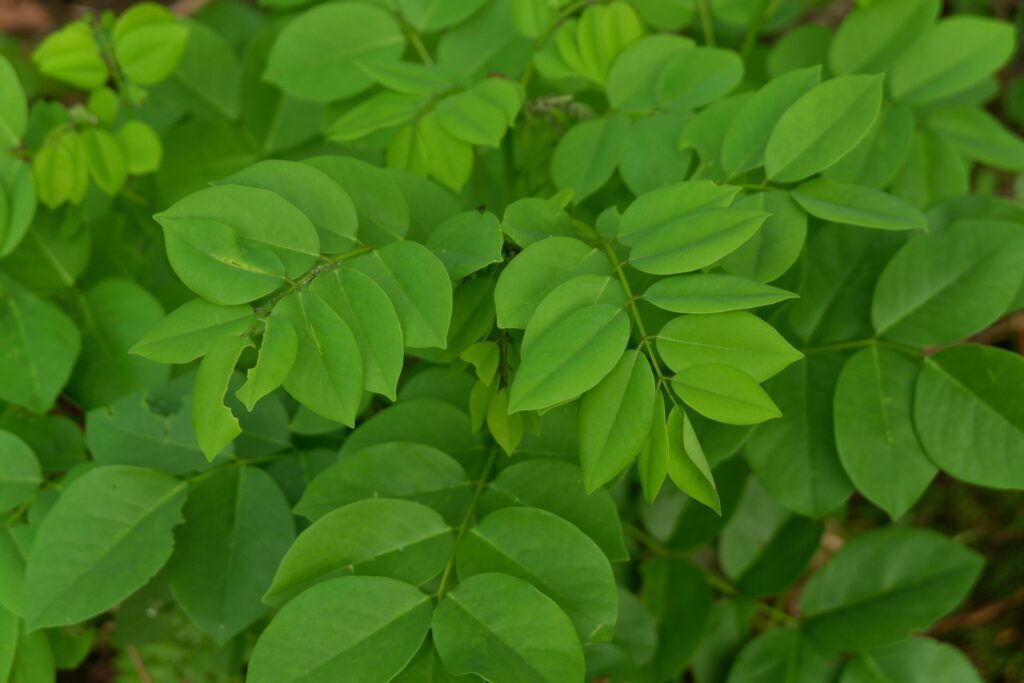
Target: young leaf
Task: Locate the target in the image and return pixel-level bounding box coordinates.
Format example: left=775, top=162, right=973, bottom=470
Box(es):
left=828, top=0, right=940, bottom=76
left=551, top=114, right=630, bottom=203
left=31, top=22, right=108, bottom=89
left=426, top=210, right=504, bottom=279
left=130, top=299, right=255, bottom=364
left=248, top=576, right=432, bottom=683
left=765, top=75, right=884, bottom=182
left=630, top=208, right=768, bottom=275
left=23, top=466, right=187, bottom=630
left=666, top=407, right=720, bottom=514
left=236, top=310, right=297, bottom=411
left=655, top=47, right=744, bottom=112
left=637, top=392, right=669, bottom=503
left=801, top=526, right=983, bottom=653
left=192, top=334, right=252, bottom=461
left=112, top=3, right=189, bottom=86
left=168, top=466, right=294, bottom=643
left=522, top=275, right=625, bottom=354
left=617, top=181, right=740, bottom=247
left=578, top=350, right=656, bottom=493
left=433, top=573, right=585, bottom=682
left=0, top=56, right=27, bottom=149
left=264, top=498, right=452, bottom=608
left=791, top=178, right=927, bottom=231
left=656, top=312, right=802, bottom=382
left=671, top=365, right=781, bottom=426
left=642, top=274, right=796, bottom=314
left=720, top=190, right=807, bottom=284
left=457, top=507, right=618, bottom=642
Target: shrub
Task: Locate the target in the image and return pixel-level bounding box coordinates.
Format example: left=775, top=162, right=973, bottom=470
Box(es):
left=0, top=0, right=1022, bottom=680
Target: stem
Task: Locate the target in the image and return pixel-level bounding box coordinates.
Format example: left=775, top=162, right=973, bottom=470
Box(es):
left=255, top=244, right=373, bottom=316
left=400, top=18, right=434, bottom=65
left=436, top=447, right=499, bottom=599
left=697, top=0, right=716, bottom=47
left=740, top=0, right=773, bottom=58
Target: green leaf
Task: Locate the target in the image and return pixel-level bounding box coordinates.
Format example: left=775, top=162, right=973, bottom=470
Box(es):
left=719, top=478, right=822, bottom=596
left=726, top=629, right=834, bottom=683
left=265, top=498, right=452, bottom=608
left=219, top=160, right=359, bottom=253
left=655, top=47, right=744, bottom=112
left=745, top=354, right=854, bottom=517
left=642, top=274, right=796, bottom=313
left=509, top=304, right=630, bottom=413
left=154, top=19, right=241, bottom=121
left=33, top=131, right=89, bottom=208
left=485, top=388, right=524, bottom=455
left=914, top=344, right=1024, bottom=490
left=926, top=107, right=1024, bottom=172
left=31, top=22, right=108, bottom=89
left=657, top=312, right=802, bottom=382
left=872, top=222, right=1024, bottom=346
left=480, top=459, right=628, bottom=562
left=618, top=180, right=740, bottom=247
left=426, top=211, right=503, bottom=279
left=721, top=65, right=821, bottom=176
left=0, top=157, right=37, bottom=257
left=720, top=190, right=807, bottom=283
left=578, top=351, right=656, bottom=493
left=0, top=291, right=81, bottom=413
left=192, top=334, right=252, bottom=461
left=501, top=197, right=573, bottom=248
left=155, top=185, right=320, bottom=305
left=296, top=442, right=469, bottom=523
left=672, top=365, right=780, bottom=426
left=630, top=208, right=768, bottom=275
left=328, top=91, right=423, bottom=143
left=551, top=114, right=630, bottom=203
left=131, top=299, right=256, bottom=364
left=765, top=75, right=884, bottom=183
left=23, top=466, right=187, bottom=630
left=433, top=573, right=584, bottom=682
left=458, top=507, right=617, bottom=642
left=436, top=91, right=508, bottom=148
left=236, top=309, right=297, bottom=411
left=840, top=638, right=984, bottom=683
left=280, top=291, right=364, bottom=427
left=666, top=407, right=720, bottom=514
left=0, top=432, right=41, bottom=513
left=112, top=3, right=189, bottom=86
left=792, top=178, right=927, bottom=231
left=606, top=34, right=693, bottom=111
left=494, top=237, right=611, bottom=329
left=521, top=275, right=625, bottom=355
left=248, top=576, right=432, bottom=683
left=637, top=393, right=669, bottom=503
left=889, top=17, right=1015, bottom=105
left=801, top=526, right=983, bottom=653
left=349, top=241, right=453, bottom=349
left=0, top=56, right=27, bottom=148
left=640, top=558, right=711, bottom=680
left=824, top=104, right=914, bottom=189
left=311, top=268, right=404, bottom=400
left=114, top=121, right=161, bottom=175
left=619, top=112, right=694, bottom=196
left=264, top=2, right=405, bottom=102
left=398, top=0, right=489, bottom=32
left=834, top=347, right=935, bottom=518
left=767, top=23, right=831, bottom=78
left=828, top=0, right=940, bottom=75
left=168, top=466, right=294, bottom=643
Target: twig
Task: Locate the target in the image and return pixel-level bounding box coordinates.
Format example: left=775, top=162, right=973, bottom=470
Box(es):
left=128, top=646, right=154, bottom=683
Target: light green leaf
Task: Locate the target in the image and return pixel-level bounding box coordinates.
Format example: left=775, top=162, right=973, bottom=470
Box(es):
left=131, top=299, right=256, bottom=364
left=480, top=459, right=628, bottom=562
left=436, top=91, right=508, bottom=148
left=618, top=180, right=740, bottom=247
left=630, top=208, right=768, bottom=275
left=619, top=113, right=695, bottom=195
left=828, top=0, right=940, bottom=75
left=872, top=221, right=1024, bottom=346
left=720, top=190, right=807, bottom=284
left=801, top=526, right=983, bottom=653
left=33, top=131, right=88, bottom=209
left=115, top=120, right=162, bottom=175
left=0, top=292, right=81, bottom=413
left=168, top=466, right=294, bottom=643
left=112, top=3, right=189, bottom=85
left=522, top=275, right=625, bottom=355
left=578, top=351, right=656, bottom=493
left=248, top=576, right=432, bottom=683
left=642, top=274, right=796, bottom=313
left=155, top=185, right=320, bottom=305
left=791, top=178, right=927, bottom=231
left=0, top=157, right=37, bottom=257
left=494, top=237, right=611, bottom=329
left=606, top=34, right=693, bottom=112
left=889, top=17, right=1015, bottom=105
left=296, top=442, right=469, bottom=523
left=726, top=629, right=834, bottom=683
left=264, top=2, right=405, bottom=102
left=348, top=241, right=453, bottom=348
left=509, top=304, right=630, bottom=413
left=328, top=91, right=423, bottom=143
left=655, top=47, right=744, bottom=112
left=501, top=197, right=573, bottom=248
left=0, top=56, right=27, bottom=149
left=657, top=311, right=802, bottom=382
left=824, top=104, right=914, bottom=188
left=23, top=466, right=187, bottom=630
left=637, top=392, right=669, bottom=503
left=551, top=114, right=630, bottom=203
left=280, top=292, right=364, bottom=427
left=666, top=407, right=720, bottom=514
left=721, top=65, right=821, bottom=176
left=31, top=22, right=108, bottom=89
left=398, top=0, right=489, bottom=32
left=265, top=498, right=451, bottom=608
left=311, top=268, right=404, bottom=400
left=236, top=309, right=297, bottom=411
left=154, top=19, right=241, bottom=121
left=765, top=75, right=884, bottom=183
left=433, top=573, right=584, bottom=682
left=0, top=432, right=41, bottom=513
left=671, top=364, right=781, bottom=426
left=458, top=507, right=617, bottom=642
left=914, top=344, right=1024, bottom=490
left=426, top=211, right=503, bottom=279
left=192, top=334, right=252, bottom=461
left=834, top=347, right=935, bottom=518
left=840, top=638, right=985, bottom=683
left=926, top=107, right=1024, bottom=172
